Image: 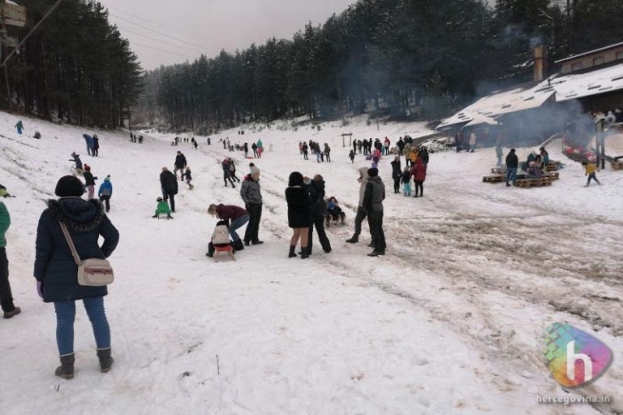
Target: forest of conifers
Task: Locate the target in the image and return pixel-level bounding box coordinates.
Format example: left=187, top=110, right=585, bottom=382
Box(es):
left=137, top=0, right=623, bottom=131
left=2, top=0, right=622, bottom=131
left=1, top=0, right=142, bottom=128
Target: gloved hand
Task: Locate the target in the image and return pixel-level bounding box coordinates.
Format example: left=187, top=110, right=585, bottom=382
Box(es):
left=37, top=281, right=43, bottom=299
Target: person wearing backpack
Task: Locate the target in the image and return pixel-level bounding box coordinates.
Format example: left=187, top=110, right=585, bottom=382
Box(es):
left=34, top=175, right=119, bottom=379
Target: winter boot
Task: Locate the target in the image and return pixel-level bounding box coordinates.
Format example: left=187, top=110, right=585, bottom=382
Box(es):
left=97, top=348, right=114, bottom=373
left=233, top=239, right=244, bottom=251
left=55, top=353, right=75, bottom=379
left=300, top=247, right=310, bottom=259
left=345, top=236, right=358, bottom=243
left=288, top=245, right=297, bottom=258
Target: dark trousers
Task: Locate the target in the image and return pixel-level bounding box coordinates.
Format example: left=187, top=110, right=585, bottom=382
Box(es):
left=0, top=248, right=15, bottom=312
left=163, top=191, right=175, bottom=212
left=99, top=195, right=111, bottom=212
left=223, top=172, right=235, bottom=187
left=368, top=212, right=386, bottom=251
left=393, top=178, right=400, bottom=193
left=353, top=206, right=368, bottom=238
left=244, top=203, right=263, bottom=243
left=587, top=173, right=600, bottom=186
left=414, top=181, right=424, bottom=196
left=308, top=215, right=331, bottom=254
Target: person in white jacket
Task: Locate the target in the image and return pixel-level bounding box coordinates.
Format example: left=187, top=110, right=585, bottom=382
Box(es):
left=469, top=131, right=477, bottom=153
left=206, top=221, right=232, bottom=257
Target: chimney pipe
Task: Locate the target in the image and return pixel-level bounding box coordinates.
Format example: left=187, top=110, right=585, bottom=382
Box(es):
left=534, top=45, right=548, bottom=82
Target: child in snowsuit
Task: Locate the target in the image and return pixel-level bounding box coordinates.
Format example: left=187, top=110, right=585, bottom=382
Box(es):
left=153, top=197, right=173, bottom=219
left=401, top=167, right=412, bottom=196
left=98, top=176, right=113, bottom=212
left=70, top=152, right=83, bottom=174
left=183, top=167, right=194, bottom=189
left=326, top=197, right=345, bottom=225
left=582, top=161, right=601, bottom=187
left=206, top=220, right=233, bottom=257
left=349, top=150, right=355, bottom=163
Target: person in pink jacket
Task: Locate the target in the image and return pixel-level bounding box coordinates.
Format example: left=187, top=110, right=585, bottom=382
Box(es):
left=410, top=157, right=427, bottom=198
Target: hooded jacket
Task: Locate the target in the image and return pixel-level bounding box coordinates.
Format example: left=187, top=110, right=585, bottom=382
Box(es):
left=391, top=159, right=402, bottom=180
left=506, top=151, right=519, bottom=168
left=411, top=158, right=427, bottom=182
left=211, top=221, right=231, bottom=245
left=34, top=198, right=119, bottom=302
left=357, top=166, right=369, bottom=207
left=240, top=175, right=263, bottom=205
left=98, top=179, right=112, bottom=197
left=174, top=153, right=187, bottom=168
left=307, top=179, right=327, bottom=217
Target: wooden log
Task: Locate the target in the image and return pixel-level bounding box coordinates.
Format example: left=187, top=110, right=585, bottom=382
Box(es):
left=483, top=174, right=505, bottom=183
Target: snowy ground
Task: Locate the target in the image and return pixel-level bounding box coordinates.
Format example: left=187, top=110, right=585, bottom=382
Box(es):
left=0, top=113, right=622, bottom=415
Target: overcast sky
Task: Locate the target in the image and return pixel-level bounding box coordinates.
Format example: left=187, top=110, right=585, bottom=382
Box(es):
left=97, top=0, right=356, bottom=71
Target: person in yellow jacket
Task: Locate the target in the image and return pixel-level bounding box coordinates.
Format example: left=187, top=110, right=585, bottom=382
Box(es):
left=582, top=161, right=601, bottom=187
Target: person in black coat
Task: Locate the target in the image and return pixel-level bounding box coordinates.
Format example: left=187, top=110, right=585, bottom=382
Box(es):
left=505, top=148, right=519, bottom=187
left=174, top=151, right=187, bottom=180
left=34, top=175, right=119, bottom=379
left=390, top=156, right=402, bottom=194
left=305, top=175, right=331, bottom=255
left=160, top=167, right=178, bottom=212
left=285, top=172, right=311, bottom=259
left=419, top=146, right=429, bottom=164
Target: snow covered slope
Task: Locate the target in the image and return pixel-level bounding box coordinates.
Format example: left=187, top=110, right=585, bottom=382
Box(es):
left=0, top=113, right=621, bottom=414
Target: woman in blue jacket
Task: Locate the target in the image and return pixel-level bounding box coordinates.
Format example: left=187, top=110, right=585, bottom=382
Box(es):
left=34, top=176, right=119, bottom=379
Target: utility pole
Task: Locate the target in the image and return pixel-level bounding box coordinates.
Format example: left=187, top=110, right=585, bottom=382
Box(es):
left=0, top=0, right=27, bottom=112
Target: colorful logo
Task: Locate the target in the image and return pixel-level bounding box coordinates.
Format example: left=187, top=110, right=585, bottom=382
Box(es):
left=542, top=323, right=613, bottom=388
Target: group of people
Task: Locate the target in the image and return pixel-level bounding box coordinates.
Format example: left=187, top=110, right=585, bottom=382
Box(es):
left=299, top=141, right=331, bottom=163
left=83, top=134, right=100, bottom=157
left=205, top=163, right=264, bottom=256
left=67, top=153, right=113, bottom=210
left=129, top=132, right=144, bottom=144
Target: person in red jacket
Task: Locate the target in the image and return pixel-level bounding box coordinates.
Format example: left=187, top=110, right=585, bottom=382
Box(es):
left=410, top=157, right=427, bottom=198
left=207, top=204, right=249, bottom=251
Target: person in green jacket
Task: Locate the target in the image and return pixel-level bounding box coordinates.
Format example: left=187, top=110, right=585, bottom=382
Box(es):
left=152, top=197, right=173, bottom=219
left=0, top=201, right=20, bottom=318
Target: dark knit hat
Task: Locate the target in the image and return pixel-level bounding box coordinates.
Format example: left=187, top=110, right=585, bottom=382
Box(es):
left=368, top=167, right=379, bottom=177
left=55, top=175, right=84, bottom=197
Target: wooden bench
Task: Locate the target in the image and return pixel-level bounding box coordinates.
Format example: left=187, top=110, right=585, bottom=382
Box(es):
left=483, top=174, right=505, bottom=183
left=515, top=177, right=553, bottom=188
left=545, top=164, right=559, bottom=172
left=610, top=160, right=623, bottom=171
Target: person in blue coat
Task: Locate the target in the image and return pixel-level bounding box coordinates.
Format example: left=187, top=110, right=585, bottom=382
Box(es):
left=14, top=120, right=24, bottom=134
left=98, top=176, right=113, bottom=212
left=83, top=134, right=94, bottom=156
left=34, top=175, right=119, bottom=379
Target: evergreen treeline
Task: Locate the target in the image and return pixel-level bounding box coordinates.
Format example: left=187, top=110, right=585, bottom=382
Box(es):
left=2, top=0, right=143, bottom=128
left=136, top=0, right=623, bottom=130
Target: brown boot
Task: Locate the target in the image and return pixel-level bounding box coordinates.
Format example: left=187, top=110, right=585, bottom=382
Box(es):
left=55, top=353, right=75, bottom=379
left=97, top=348, right=114, bottom=373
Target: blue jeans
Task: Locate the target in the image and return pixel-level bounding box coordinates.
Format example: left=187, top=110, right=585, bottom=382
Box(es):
left=54, top=296, right=110, bottom=355
left=229, top=215, right=249, bottom=242
left=506, top=167, right=517, bottom=185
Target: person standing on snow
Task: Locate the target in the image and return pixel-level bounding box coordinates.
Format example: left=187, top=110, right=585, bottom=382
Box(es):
left=240, top=165, right=264, bottom=246
left=82, top=134, right=94, bottom=157
left=469, top=130, right=477, bottom=153
left=363, top=168, right=386, bottom=256
left=0, top=200, right=20, bottom=319
left=160, top=167, right=178, bottom=212
left=505, top=149, right=519, bottom=187
left=391, top=156, right=402, bottom=194
left=346, top=167, right=374, bottom=245
left=34, top=176, right=119, bottom=379
left=83, top=165, right=98, bottom=200
left=305, top=174, right=331, bottom=255
left=92, top=135, right=100, bottom=157
left=14, top=120, right=24, bottom=135
left=411, top=157, right=427, bottom=198
left=173, top=151, right=187, bottom=180
left=285, top=172, right=312, bottom=259
left=98, top=176, right=113, bottom=212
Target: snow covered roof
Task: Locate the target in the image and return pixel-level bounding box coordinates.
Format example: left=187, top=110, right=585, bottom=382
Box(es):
left=552, top=63, right=623, bottom=102
left=555, top=41, right=623, bottom=64
left=437, top=79, right=556, bottom=129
